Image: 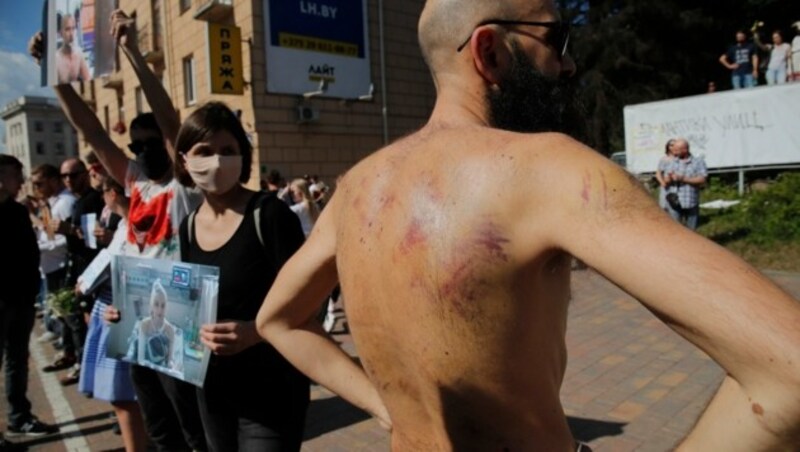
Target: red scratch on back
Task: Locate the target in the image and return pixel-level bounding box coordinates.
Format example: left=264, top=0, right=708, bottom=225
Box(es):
left=380, top=194, right=397, bottom=210
left=601, top=173, right=609, bottom=210
left=399, top=219, right=426, bottom=254
left=475, top=223, right=510, bottom=262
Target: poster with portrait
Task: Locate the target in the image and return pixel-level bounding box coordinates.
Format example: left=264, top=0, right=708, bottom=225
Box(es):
left=106, top=255, right=219, bottom=387
left=41, top=0, right=118, bottom=86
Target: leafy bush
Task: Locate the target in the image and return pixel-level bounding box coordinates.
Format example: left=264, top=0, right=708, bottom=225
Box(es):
left=700, top=177, right=740, bottom=204
left=741, top=173, right=800, bottom=245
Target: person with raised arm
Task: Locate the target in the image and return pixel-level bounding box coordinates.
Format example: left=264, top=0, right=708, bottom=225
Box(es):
left=30, top=9, right=205, bottom=451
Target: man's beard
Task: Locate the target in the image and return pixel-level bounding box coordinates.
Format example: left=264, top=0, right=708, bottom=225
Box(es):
left=487, top=42, right=579, bottom=135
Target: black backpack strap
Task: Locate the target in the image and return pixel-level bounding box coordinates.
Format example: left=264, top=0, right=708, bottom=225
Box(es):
left=187, top=209, right=197, bottom=246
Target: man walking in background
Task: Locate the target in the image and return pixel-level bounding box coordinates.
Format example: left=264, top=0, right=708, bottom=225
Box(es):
left=664, top=138, right=707, bottom=230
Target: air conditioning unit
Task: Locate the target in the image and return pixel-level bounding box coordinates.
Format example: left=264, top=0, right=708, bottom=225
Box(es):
left=297, top=105, right=320, bottom=124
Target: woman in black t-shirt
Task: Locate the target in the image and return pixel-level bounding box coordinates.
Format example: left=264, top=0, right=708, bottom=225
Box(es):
left=175, top=102, right=309, bottom=451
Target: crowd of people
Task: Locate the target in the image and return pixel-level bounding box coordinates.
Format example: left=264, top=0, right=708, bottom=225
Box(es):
left=2, top=2, right=800, bottom=452
left=0, top=10, right=334, bottom=452
left=718, top=20, right=800, bottom=88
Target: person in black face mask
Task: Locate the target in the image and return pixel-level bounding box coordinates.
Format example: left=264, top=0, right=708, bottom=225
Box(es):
left=31, top=9, right=207, bottom=451
left=130, top=136, right=172, bottom=182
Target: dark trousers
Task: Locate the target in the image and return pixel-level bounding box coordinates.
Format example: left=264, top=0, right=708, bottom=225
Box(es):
left=197, top=353, right=309, bottom=452
left=130, top=365, right=207, bottom=452
left=0, top=301, right=36, bottom=427
left=45, top=268, right=67, bottom=293
left=60, top=312, right=87, bottom=360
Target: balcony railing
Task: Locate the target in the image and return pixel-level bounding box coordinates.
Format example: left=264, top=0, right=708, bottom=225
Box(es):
left=194, top=0, right=233, bottom=22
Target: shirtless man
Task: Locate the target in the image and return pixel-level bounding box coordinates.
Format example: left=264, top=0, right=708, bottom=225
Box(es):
left=256, top=0, right=800, bottom=450
left=56, top=14, right=90, bottom=84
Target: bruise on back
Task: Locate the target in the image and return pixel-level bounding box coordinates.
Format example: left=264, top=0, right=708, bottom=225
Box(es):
left=436, top=220, right=512, bottom=320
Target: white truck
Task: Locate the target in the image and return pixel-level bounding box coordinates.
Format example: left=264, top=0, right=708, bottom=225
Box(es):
left=623, top=83, right=800, bottom=180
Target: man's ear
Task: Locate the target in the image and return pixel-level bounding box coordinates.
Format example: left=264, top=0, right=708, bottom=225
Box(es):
left=470, top=27, right=511, bottom=86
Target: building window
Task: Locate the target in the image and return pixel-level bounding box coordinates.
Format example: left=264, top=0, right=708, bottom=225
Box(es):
left=179, top=0, right=191, bottom=14
left=153, top=0, right=163, bottom=52
left=36, top=142, right=45, bottom=155
left=117, top=93, right=125, bottom=128
left=183, top=55, right=196, bottom=106
left=54, top=122, right=63, bottom=133
left=135, top=86, right=144, bottom=114
left=55, top=142, right=65, bottom=155
left=34, top=121, right=43, bottom=132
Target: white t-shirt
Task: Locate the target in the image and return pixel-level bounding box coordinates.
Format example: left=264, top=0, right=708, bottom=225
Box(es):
left=792, top=36, right=800, bottom=73
left=50, top=189, right=76, bottom=221
left=290, top=202, right=315, bottom=237
left=768, top=42, right=791, bottom=70
left=38, top=230, right=68, bottom=274
left=37, top=189, right=74, bottom=274
left=124, top=161, right=203, bottom=261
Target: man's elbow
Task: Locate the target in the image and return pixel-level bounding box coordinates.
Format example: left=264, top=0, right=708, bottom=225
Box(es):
left=255, top=306, right=284, bottom=343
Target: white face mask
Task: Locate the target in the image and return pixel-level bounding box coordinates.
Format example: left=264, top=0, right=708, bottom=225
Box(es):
left=184, top=155, right=242, bottom=194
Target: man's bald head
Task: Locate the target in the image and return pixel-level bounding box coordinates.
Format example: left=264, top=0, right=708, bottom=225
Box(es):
left=60, top=158, right=89, bottom=195
left=418, top=0, right=544, bottom=76
left=61, top=158, right=85, bottom=174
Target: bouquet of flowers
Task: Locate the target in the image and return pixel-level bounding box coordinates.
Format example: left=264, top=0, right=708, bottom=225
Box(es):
left=46, top=288, right=78, bottom=318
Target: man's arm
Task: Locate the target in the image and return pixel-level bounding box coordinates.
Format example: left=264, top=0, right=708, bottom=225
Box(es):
left=255, top=194, right=391, bottom=427
left=112, top=10, right=180, bottom=161
left=752, top=33, right=770, bottom=52
left=752, top=52, right=760, bottom=78
left=533, top=136, right=800, bottom=449
left=54, top=85, right=129, bottom=185
left=719, top=53, right=735, bottom=70
left=681, top=175, right=706, bottom=186
left=79, top=54, right=91, bottom=82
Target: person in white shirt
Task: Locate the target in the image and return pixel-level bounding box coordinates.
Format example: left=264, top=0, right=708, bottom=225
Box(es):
left=791, top=21, right=800, bottom=81
left=288, top=178, right=320, bottom=237
left=754, top=29, right=792, bottom=84
left=30, top=164, right=74, bottom=291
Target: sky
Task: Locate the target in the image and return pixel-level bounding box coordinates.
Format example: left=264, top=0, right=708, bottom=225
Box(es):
left=0, top=0, right=56, bottom=152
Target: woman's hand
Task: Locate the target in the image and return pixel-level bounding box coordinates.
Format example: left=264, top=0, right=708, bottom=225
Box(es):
left=28, top=31, right=44, bottom=64
left=200, top=320, right=261, bottom=356
left=94, top=226, right=113, bottom=246
left=110, top=9, right=137, bottom=50
left=104, top=306, right=121, bottom=325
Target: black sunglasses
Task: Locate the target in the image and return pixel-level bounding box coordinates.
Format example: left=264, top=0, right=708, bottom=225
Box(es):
left=456, top=19, right=570, bottom=58
left=128, top=138, right=165, bottom=155
left=61, top=170, right=86, bottom=180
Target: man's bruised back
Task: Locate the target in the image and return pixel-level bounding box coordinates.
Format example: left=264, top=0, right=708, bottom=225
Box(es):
left=333, top=126, right=578, bottom=450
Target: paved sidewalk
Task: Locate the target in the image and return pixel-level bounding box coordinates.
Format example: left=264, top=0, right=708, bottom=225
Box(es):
left=2, top=270, right=798, bottom=451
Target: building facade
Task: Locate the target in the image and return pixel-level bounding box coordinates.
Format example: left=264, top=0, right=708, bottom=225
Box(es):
left=1, top=96, right=79, bottom=177
left=83, top=0, right=434, bottom=188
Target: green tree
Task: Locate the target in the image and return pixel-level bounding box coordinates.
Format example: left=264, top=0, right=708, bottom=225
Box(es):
left=559, top=0, right=799, bottom=154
